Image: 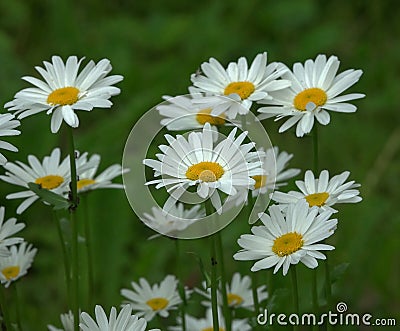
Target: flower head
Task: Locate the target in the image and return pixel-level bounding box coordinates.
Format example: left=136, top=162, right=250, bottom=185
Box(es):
left=191, top=52, right=290, bottom=118
left=0, top=113, right=20, bottom=165
left=143, top=123, right=263, bottom=214
left=258, top=54, right=365, bottom=137
left=5, top=56, right=123, bottom=133
left=80, top=305, right=160, bottom=331
left=0, top=206, right=25, bottom=256
left=0, top=242, right=37, bottom=287
left=121, top=275, right=182, bottom=321
left=234, top=200, right=337, bottom=276
left=272, top=170, right=362, bottom=213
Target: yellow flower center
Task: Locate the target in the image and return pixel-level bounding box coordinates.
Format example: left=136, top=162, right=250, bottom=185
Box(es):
left=47, top=87, right=80, bottom=106
left=146, top=297, right=169, bottom=311
left=35, top=175, right=64, bottom=190
left=186, top=162, right=224, bottom=182
left=227, top=293, right=244, bottom=306
left=293, top=88, right=327, bottom=111
left=1, top=266, right=20, bottom=280
left=224, top=81, right=255, bottom=100
left=77, top=178, right=96, bottom=190
left=252, top=175, right=267, bottom=189
left=305, top=192, right=329, bottom=207
left=196, top=108, right=226, bottom=126
left=272, top=232, right=304, bottom=257
left=202, top=328, right=225, bottom=331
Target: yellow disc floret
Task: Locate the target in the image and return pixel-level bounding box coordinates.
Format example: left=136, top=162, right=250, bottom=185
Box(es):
left=146, top=297, right=169, bottom=311
left=1, top=266, right=20, bottom=280
left=224, top=81, right=255, bottom=100
left=272, top=232, right=304, bottom=257
left=186, top=162, right=224, bottom=182
left=293, top=88, right=327, bottom=111
left=227, top=293, right=244, bottom=306
left=77, top=179, right=96, bottom=190
left=252, top=175, right=267, bottom=189
left=47, top=87, right=80, bottom=106
left=35, top=175, right=64, bottom=190
left=196, top=108, right=226, bottom=126
left=305, top=192, right=329, bottom=207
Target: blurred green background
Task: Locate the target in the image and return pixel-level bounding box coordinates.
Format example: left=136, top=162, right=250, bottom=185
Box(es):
left=0, top=0, right=399, bottom=329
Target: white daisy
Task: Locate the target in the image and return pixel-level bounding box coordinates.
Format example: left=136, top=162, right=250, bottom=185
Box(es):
left=191, top=52, right=290, bottom=118
left=0, top=148, right=71, bottom=214
left=142, top=202, right=205, bottom=238
left=158, top=94, right=228, bottom=131
left=196, top=273, right=268, bottom=310
left=233, top=200, right=337, bottom=276
left=47, top=311, right=78, bottom=331
left=0, top=206, right=25, bottom=256
left=0, top=113, right=21, bottom=165
left=169, top=307, right=251, bottom=331
left=5, top=55, right=123, bottom=133
left=271, top=170, right=362, bottom=213
left=80, top=305, right=160, bottom=331
left=75, top=152, right=129, bottom=193
left=143, top=122, right=264, bottom=214
left=0, top=242, right=37, bottom=287
left=258, top=54, right=365, bottom=137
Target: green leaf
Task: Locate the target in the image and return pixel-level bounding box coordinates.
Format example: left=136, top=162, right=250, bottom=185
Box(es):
left=28, top=182, right=72, bottom=211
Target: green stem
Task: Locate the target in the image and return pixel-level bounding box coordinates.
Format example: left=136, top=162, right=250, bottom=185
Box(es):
left=313, top=124, right=319, bottom=173
left=216, top=231, right=231, bottom=331
left=82, top=195, right=94, bottom=310
left=0, top=285, right=12, bottom=331
left=67, top=127, right=80, bottom=331
left=175, top=239, right=186, bottom=331
left=54, top=211, right=71, bottom=307
left=311, top=271, right=319, bottom=331
left=325, top=258, right=333, bottom=331
left=290, top=267, right=299, bottom=331
left=14, top=283, right=23, bottom=331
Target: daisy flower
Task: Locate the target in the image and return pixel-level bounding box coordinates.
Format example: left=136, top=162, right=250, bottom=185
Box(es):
left=48, top=311, right=79, bottom=331
left=142, top=202, right=205, bottom=238
left=75, top=152, right=129, bottom=193
left=0, top=148, right=71, bottom=214
left=80, top=305, right=160, bottom=331
left=196, top=273, right=268, bottom=310
left=0, top=242, right=37, bottom=287
left=5, top=55, right=123, bottom=133
left=271, top=170, right=362, bottom=213
left=143, top=122, right=264, bottom=214
left=169, top=307, right=251, bottom=331
left=121, top=275, right=182, bottom=321
left=258, top=54, right=365, bottom=137
left=0, top=206, right=26, bottom=256
left=158, top=94, right=228, bottom=131
left=233, top=200, right=337, bottom=276
left=191, top=52, right=290, bottom=118
left=0, top=113, right=21, bottom=165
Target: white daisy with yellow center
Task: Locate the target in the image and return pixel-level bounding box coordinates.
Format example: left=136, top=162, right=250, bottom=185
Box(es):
left=75, top=152, right=129, bottom=193
left=143, top=123, right=264, bottom=214
left=79, top=305, right=160, bottom=331
left=234, top=200, right=337, bottom=276
left=0, top=242, right=37, bottom=287
left=120, top=275, right=182, bottom=322
left=0, top=113, right=21, bottom=165
left=258, top=54, right=365, bottom=137
left=142, top=203, right=205, bottom=238
left=0, top=206, right=26, bottom=257
left=190, top=52, right=290, bottom=119
left=271, top=169, right=362, bottom=213
left=169, top=307, right=251, bottom=331
left=0, top=148, right=71, bottom=214
left=5, top=55, right=123, bottom=133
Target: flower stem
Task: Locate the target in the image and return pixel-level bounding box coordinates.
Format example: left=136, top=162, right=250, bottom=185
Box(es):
left=205, top=199, right=219, bottom=331
left=82, top=195, right=94, bottom=310
left=216, top=231, right=231, bottom=331
left=312, top=124, right=319, bottom=173
left=0, top=285, right=12, bottom=331
left=14, top=283, right=23, bottom=331
left=174, top=239, right=186, bottom=331
left=325, top=258, right=333, bottom=331
left=67, top=127, right=80, bottom=331
left=290, top=266, right=299, bottom=331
